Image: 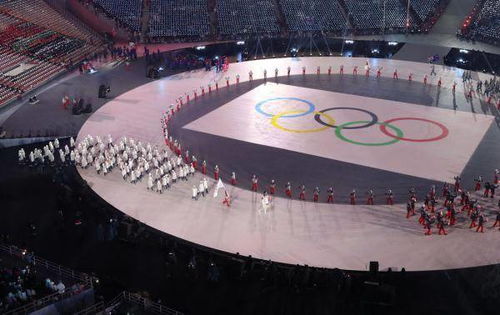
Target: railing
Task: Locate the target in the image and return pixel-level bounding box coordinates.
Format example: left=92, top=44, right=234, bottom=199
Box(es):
left=0, top=243, right=93, bottom=287
left=4, top=284, right=92, bottom=315
left=74, top=301, right=105, bottom=315
left=106, top=291, right=183, bottom=315
left=0, top=243, right=95, bottom=314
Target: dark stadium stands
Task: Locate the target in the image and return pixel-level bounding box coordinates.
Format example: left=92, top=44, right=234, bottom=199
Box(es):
left=0, top=0, right=103, bottom=107
left=93, top=0, right=143, bottom=32
left=216, top=0, right=280, bottom=36
left=280, top=0, right=347, bottom=32
left=148, top=0, right=210, bottom=39
left=461, top=0, right=500, bottom=46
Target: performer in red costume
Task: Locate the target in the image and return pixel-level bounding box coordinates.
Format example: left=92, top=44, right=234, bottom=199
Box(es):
left=298, top=185, right=306, bottom=200
left=222, top=191, right=231, bottom=207
left=214, top=165, right=219, bottom=180
left=393, top=69, right=398, bottom=79
left=201, top=160, right=207, bottom=175
left=269, top=179, right=276, bottom=195
left=350, top=190, right=356, bottom=205
left=385, top=189, right=394, bottom=205
left=285, top=182, right=292, bottom=198
left=327, top=187, right=334, bottom=203
left=366, top=189, right=374, bottom=205
left=251, top=175, right=258, bottom=191
left=313, top=187, right=320, bottom=202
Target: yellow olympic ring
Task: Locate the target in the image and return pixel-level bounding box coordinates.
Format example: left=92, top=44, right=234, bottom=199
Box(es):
left=271, top=110, right=336, bottom=133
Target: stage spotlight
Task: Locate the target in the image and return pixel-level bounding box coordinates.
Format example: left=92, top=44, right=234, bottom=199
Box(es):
left=236, top=41, right=245, bottom=45
left=459, top=49, right=469, bottom=54
left=388, top=41, right=398, bottom=46
left=196, top=46, right=206, bottom=50
left=344, top=40, right=354, bottom=44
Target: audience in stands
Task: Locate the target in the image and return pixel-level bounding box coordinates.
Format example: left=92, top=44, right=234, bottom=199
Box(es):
left=460, top=0, right=500, bottom=46
left=148, top=0, right=210, bottom=39
left=216, top=0, right=279, bottom=37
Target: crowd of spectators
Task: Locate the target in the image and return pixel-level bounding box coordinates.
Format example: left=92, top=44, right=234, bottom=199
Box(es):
left=344, top=0, right=411, bottom=34
left=0, top=259, right=68, bottom=313
left=280, top=0, right=346, bottom=33
left=148, top=0, right=210, bottom=39
left=216, top=0, right=280, bottom=37
left=459, top=0, right=500, bottom=46
left=93, top=0, right=143, bottom=32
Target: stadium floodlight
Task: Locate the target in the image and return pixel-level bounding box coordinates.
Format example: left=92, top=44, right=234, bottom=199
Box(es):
left=196, top=46, right=206, bottom=50
left=388, top=41, right=398, bottom=46
left=459, top=49, right=469, bottom=54
left=344, top=40, right=354, bottom=44
left=236, top=41, right=245, bottom=45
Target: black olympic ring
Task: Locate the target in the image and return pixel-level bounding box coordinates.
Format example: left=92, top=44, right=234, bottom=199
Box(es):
left=314, top=107, right=379, bottom=129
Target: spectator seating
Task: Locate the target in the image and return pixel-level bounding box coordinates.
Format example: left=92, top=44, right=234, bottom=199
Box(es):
left=216, top=0, right=280, bottom=36
left=93, top=0, right=143, bottom=32
left=409, top=0, right=442, bottom=23
left=344, top=0, right=411, bottom=32
left=280, top=0, right=347, bottom=32
left=0, top=0, right=102, bottom=45
left=148, top=0, right=210, bottom=38
left=466, top=0, right=500, bottom=45
left=0, top=4, right=102, bottom=107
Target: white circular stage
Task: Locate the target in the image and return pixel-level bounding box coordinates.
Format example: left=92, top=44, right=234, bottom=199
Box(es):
left=77, top=57, right=500, bottom=271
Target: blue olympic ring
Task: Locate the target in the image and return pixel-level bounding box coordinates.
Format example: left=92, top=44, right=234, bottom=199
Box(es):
left=255, top=97, right=316, bottom=118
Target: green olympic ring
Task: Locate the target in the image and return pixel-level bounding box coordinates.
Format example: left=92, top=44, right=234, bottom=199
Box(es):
left=335, top=120, right=404, bottom=146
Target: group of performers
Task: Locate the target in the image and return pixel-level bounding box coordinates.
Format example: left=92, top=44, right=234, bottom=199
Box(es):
left=406, top=173, right=500, bottom=236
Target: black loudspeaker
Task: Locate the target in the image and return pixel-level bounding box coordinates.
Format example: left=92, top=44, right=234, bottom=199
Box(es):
left=98, top=84, right=106, bottom=98
left=369, top=261, right=379, bottom=273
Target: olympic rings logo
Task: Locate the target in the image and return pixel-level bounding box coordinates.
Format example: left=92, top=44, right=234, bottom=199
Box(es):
left=255, top=97, right=449, bottom=146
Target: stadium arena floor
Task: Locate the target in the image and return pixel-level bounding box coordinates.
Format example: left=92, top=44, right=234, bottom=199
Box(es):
left=76, top=57, right=500, bottom=271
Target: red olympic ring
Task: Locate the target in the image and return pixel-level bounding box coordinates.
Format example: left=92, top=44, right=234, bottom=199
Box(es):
left=379, top=117, right=449, bottom=142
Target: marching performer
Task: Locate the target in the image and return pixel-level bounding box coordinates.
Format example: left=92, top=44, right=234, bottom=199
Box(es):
left=436, top=211, right=447, bottom=235
left=492, top=211, right=500, bottom=228
left=222, top=190, right=231, bottom=207
left=192, top=185, right=198, bottom=200
left=269, top=179, right=276, bottom=195
left=199, top=180, right=205, bottom=197
left=350, top=190, right=356, bottom=205
left=285, top=182, right=292, bottom=198
left=385, top=189, right=394, bottom=205
left=231, top=172, right=237, bottom=185
left=476, top=212, right=486, bottom=233
left=251, top=174, right=258, bottom=191
left=474, top=175, right=483, bottom=191
left=298, top=185, right=306, bottom=200
left=366, top=189, right=374, bottom=205
left=453, top=176, right=461, bottom=192
left=313, top=187, right=320, bottom=202
left=327, top=187, right=334, bottom=203
left=424, top=214, right=433, bottom=235
left=201, top=160, right=207, bottom=175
